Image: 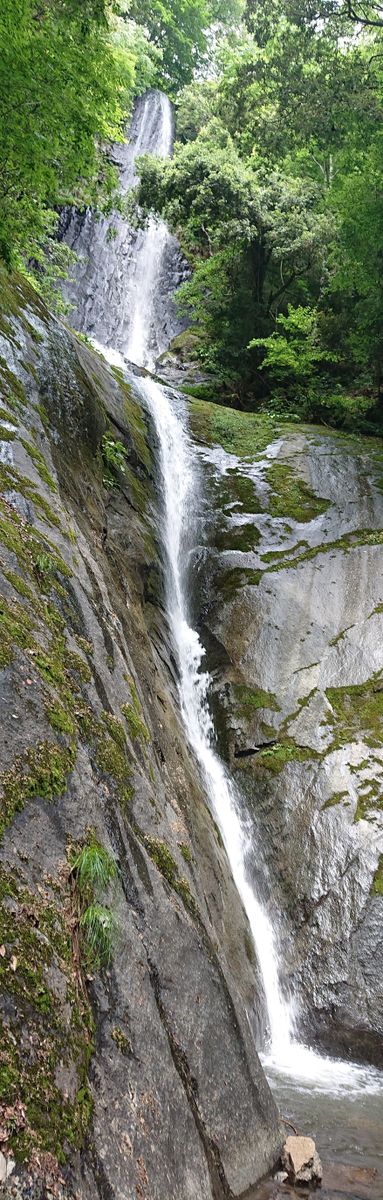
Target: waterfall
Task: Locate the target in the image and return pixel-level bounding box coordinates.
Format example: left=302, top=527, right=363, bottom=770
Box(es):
left=67, top=90, right=383, bottom=1096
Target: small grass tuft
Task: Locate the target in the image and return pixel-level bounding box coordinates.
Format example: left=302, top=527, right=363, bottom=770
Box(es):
left=70, top=840, right=117, bottom=898
left=80, top=904, right=117, bottom=967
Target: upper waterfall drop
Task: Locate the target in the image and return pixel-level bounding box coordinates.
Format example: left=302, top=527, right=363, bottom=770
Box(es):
left=65, top=89, right=383, bottom=1096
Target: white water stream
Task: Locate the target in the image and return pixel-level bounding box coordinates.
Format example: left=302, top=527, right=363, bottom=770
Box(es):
left=88, top=91, right=383, bottom=1100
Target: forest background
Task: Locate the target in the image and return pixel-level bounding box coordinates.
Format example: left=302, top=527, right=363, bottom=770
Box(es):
left=2, top=0, right=383, bottom=430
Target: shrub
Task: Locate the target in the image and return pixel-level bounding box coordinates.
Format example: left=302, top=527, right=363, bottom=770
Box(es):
left=101, top=433, right=128, bottom=487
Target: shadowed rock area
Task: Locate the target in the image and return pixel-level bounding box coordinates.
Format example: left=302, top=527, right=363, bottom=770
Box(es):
left=0, top=272, right=282, bottom=1199
left=190, top=400, right=383, bottom=1066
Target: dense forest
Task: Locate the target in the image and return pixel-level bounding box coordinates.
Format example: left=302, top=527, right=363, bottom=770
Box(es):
left=2, top=0, right=383, bottom=428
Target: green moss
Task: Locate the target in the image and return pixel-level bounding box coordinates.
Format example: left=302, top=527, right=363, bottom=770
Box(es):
left=280, top=687, right=317, bottom=734
left=122, top=389, right=151, bottom=472
left=247, top=526, right=383, bottom=582
left=0, top=461, right=62, bottom=529
left=0, top=423, right=16, bottom=441
left=189, top=399, right=278, bottom=459
left=325, top=673, right=383, bottom=751
left=179, top=842, right=193, bottom=864
left=3, top=569, right=35, bottom=600
left=143, top=836, right=199, bottom=917
left=349, top=758, right=370, bottom=773
left=216, top=521, right=261, bottom=552
left=111, top=1027, right=130, bottom=1054
left=66, top=650, right=91, bottom=683
left=122, top=681, right=150, bottom=744
left=233, top=684, right=280, bottom=713
left=122, top=702, right=150, bottom=744
left=254, top=739, right=319, bottom=774
left=35, top=401, right=49, bottom=429
left=106, top=369, right=151, bottom=472
left=261, top=540, right=309, bottom=562
left=265, top=462, right=330, bottom=522
left=20, top=437, right=57, bottom=491
left=0, top=863, right=93, bottom=1164
left=101, top=711, right=126, bottom=750
left=0, top=496, right=70, bottom=579
left=74, top=634, right=93, bottom=656
left=217, top=470, right=263, bottom=516
left=322, top=791, right=349, bottom=810
left=0, top=405, right=17, bottom=423
left=0, top=740, right=75, bottom=836
left=46, top=702, right=76, bottom=737
left=0, top=594, right=34, bottom=667
left=354, top=782, right=383, bottom=822
left=215, top=566, right=263, bottom=602
left=371, top=854, right=383, bottom=895
left=0, top=356, right=27, bottom=409
left=329, top=626, right=353, bottom=646
left=125, top=466, right=150, bottom=513
left=96, top=734, right=132, bottom=785
left=144, top=837, right=177, bottom=884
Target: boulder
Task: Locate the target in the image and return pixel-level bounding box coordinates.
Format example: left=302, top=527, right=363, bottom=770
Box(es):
left=282, top=1135, right=322, bottom=1187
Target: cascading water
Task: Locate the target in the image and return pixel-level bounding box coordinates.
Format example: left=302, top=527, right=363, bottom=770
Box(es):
left=66, top=89, right=383, bottom=1101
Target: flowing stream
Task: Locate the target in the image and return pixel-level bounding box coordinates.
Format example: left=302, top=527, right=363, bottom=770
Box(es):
left=64, top=89, right=383, bottom=1176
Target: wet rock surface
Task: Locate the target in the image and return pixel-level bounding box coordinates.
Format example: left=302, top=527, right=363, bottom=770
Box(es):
left=0, top=273, right=282, bottom=1198
left=192, top=405, right=383, bottom=1064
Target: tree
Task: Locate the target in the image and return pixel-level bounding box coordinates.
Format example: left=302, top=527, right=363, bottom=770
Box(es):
left=128, top=0, right=244, bottom=91
left=0, top=0, right=155, bottom=273
left=135, top=0, right=383, bottom=426
left=250, top=304, right=337, bottom=383
left=137, top=129, right=334, bottom=392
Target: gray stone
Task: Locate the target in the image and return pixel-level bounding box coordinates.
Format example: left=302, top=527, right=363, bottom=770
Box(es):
left=0, top=1155, right=15, bottom=1183
left=199, top=424, right=383, bottom=1062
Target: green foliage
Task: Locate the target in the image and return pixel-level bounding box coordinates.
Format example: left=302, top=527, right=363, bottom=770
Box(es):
left=128, top=0, right=243, bottom=90
left=71, top=835, right=118, bottom=968
left=101, top=431, right=128, bottom=487
left=0, top=0, right=157, bottom=283
left=70, top=840, right=117, bottom=898
left=250, top=306, right=338, bottom=383
left=80, top=904, right=117, bottom=966
left=136, top=3, right=383, bottom=429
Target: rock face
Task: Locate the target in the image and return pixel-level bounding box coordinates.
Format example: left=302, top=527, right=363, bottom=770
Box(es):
left=0, top=274, right=282, bottom=1197
left=60, top=91, right=188, bottom=362
left=190, top=401, right=383, bottom=1065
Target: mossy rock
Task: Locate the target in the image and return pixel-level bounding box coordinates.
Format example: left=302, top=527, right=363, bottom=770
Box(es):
left=371, top=854, right=383, bottom=895
left=189, top=399, right=278, bottom=459
left=0, top=866, right=93, bottom=1164
left=265, top=461, right=330, bottom=523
